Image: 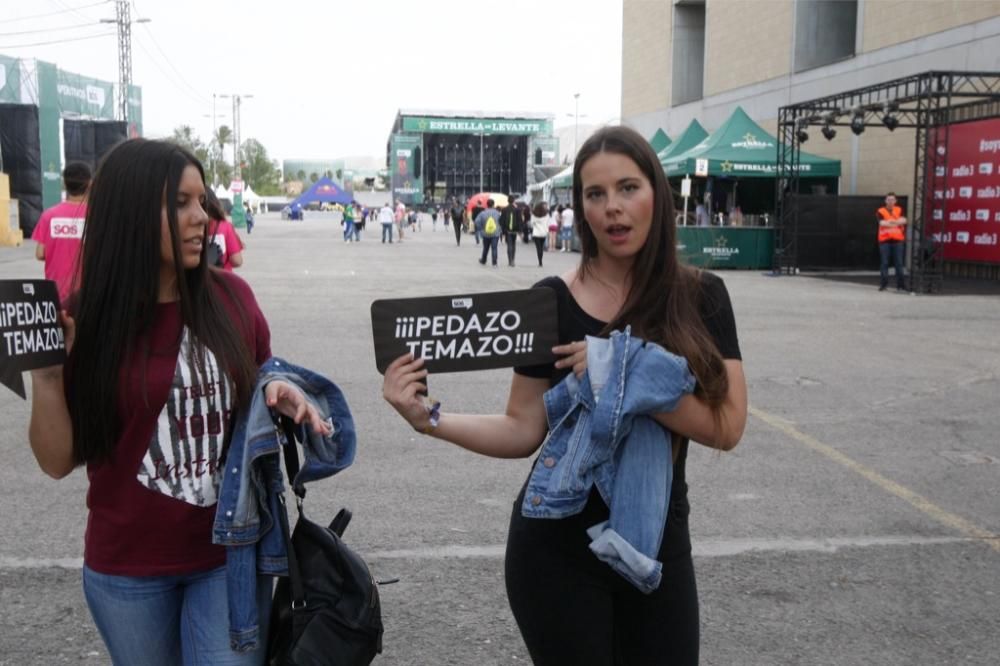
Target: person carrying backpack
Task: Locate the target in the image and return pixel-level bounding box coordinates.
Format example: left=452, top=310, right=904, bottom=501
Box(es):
left=500, top=195, right=521, bottom=267
left=474, top=199, right=502, bottom=268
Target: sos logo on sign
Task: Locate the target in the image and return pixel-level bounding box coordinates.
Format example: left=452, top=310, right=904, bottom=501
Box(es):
left=50, top=217, right=85, bottom=239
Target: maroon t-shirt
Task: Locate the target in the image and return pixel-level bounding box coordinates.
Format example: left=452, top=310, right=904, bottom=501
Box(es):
left=82, top=272, right=271, bottom=576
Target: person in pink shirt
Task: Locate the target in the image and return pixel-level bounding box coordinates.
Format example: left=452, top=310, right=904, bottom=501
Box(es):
left=203, top=190, right=244, bottom=271
left=32, top=162, right=91, bottom=303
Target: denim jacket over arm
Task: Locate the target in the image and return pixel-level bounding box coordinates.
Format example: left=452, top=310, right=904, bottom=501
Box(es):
left=521, top=328, right=695, bottom=593
left=213, top=357, right=356, bottom=652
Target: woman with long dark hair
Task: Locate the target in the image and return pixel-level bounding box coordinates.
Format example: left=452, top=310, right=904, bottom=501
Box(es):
left=28, top=139, right=328, bottom=665
left=383, top=125, right=747, bottom=664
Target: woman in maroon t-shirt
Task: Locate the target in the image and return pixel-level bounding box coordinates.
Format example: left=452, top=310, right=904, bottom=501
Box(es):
left=27, top=139, right=329, bottom=665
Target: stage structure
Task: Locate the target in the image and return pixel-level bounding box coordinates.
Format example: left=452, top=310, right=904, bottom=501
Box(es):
left=775, top=71, right=1000, bottom=292
left=0, top=53, right=142, bottom=233
left=386, top=110, right=558, bottom=206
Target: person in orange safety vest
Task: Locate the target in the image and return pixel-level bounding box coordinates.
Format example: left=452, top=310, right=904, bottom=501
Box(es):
left=877, top=192, right=907, bottom=291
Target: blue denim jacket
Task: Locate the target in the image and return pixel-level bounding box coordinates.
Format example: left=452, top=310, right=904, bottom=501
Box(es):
left=521, top=328, right=695, bottom=593
left=212, top=357, right=356, bottom=652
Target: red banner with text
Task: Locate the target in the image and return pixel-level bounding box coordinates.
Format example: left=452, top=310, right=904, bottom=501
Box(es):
left=929, top=118, right=1000, bottom=263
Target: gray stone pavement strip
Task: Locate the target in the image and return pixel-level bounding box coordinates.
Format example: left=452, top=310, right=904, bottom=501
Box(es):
left=1, top=211, right=998, bottom=664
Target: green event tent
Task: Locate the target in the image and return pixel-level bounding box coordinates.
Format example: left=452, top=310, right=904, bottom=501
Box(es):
left=658, top=119, right=709, bottom=164
left=548, top=127, right=676, bottom=190
left=662, top=106, right=841, bottom=178
left=648, top=128, right=672, bottom=154
left=551, top=164, right=574, bottom=188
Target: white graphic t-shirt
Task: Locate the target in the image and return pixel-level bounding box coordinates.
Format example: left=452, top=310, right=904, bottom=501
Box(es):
left=136, top=329, right=233, bottom=507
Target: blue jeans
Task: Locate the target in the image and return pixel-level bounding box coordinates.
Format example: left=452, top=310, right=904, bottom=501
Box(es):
left=381, top=223, right=393, bottom=242
left=83, top=564, right=272, bottom=666
left=343, top=219, right=354, bottom=241
left=353, top=224, right=362, bottom=241
left=879, top=240, right=905, bottom=289
left=479, top=235, right=499, bottom=265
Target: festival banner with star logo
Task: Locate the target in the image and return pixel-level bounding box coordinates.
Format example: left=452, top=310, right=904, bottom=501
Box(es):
left=675, top=227, right=774, bottom=269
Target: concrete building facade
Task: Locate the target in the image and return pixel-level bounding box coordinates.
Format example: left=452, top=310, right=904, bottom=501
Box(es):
left=621, top=0, right=1000, bottom=204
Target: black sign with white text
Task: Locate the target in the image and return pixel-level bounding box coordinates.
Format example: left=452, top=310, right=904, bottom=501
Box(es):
left=371, top=288, right=557, bottom=374
left=0, top=280, right=66, bottom=399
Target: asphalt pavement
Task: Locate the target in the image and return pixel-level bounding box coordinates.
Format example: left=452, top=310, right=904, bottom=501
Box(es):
left=1, top=211, right=997, bottom=665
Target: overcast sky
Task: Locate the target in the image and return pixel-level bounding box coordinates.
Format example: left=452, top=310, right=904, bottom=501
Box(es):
left=4, top=0, right=623, bottom=161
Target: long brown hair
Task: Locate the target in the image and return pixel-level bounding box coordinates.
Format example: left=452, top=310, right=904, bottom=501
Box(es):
left=67, top=139, right=258, bottom=464
left=572, top=126, right=728, bottom=408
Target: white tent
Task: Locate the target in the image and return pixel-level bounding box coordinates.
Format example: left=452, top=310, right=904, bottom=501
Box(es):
left=214, top=183, right=263, bottom=213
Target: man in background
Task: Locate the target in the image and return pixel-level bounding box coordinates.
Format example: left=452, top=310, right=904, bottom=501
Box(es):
left=876, top=192, right=907, bottom=291
left=474, top=198, right=502, bottom=268
left=32, top=161, right=91, bottom=302
left=500, top=194, right=521, bottom=267
left=379, top=202, right=395, bottom=243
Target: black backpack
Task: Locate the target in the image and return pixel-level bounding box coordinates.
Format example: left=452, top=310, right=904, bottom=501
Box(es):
left=268, top=418, right=384, bottom=665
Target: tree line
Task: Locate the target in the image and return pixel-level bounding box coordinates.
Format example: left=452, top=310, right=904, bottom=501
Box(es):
left=169, top=124, right=282, bottom=196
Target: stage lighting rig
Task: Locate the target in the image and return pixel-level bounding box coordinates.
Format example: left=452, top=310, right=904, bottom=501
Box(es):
left=850, top=112, right=866, bottom=136
left=881, top=101, right=900, bottom=131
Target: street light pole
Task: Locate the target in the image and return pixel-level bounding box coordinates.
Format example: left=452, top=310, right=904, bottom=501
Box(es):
left=479, top=132, right=484, bottom=192
left=574, top=93, right=582, bottom=158
left=212, top=94, right=218, bottom=186
left=218, top=93, right=253, bottom=183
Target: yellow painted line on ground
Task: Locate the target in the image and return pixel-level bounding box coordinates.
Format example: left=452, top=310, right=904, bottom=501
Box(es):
left=749, top=406, right=1000, bottom=554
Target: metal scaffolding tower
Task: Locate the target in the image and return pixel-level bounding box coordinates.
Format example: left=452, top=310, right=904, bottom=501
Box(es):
left=101, top=0, right=148, bottom=125
left=775, top=71, right=1000, bottom=292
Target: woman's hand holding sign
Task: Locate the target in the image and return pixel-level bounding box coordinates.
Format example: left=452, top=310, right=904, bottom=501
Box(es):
left=553, top=340, right=588, bottom=378
left=382, top=353, right=432, bottom=432
left=30, top=309, right=74, bottom=383
left=28, top=308, right=75, bottom=479
left=381, top=351, right=551, bottom=458
left=374, top=288, right=558, bottom=457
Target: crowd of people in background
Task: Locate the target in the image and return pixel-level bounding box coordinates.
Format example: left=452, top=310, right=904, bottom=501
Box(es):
left=351, top=195, right=574, bottom=266
left=32, top=163, right=572, bottom=275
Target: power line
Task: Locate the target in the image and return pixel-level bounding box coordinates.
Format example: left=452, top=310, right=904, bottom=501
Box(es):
left=132, top=38, right=211, bottom=108
left=50, top=0, right=105, bottom=21
left=0, top=30, right=116, bottom=50
left=5, top=0, right=110, bottom=24
left=0, top=22, right=101, bottom=37
left=130, top=0, right=207, bottom=103
left=135, top=22, right=208, bottom=104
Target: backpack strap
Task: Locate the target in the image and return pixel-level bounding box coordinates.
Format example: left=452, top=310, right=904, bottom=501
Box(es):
left=279, top=415, right=305, bottom=500
left=276, top=415, right=307, bottom=608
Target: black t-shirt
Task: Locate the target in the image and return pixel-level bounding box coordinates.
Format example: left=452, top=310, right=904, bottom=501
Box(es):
left=510, top=271, right=741, bottom=560
left=515, top=271, right=741, bottom=382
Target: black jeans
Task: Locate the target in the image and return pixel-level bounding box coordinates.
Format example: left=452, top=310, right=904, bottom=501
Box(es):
left=479, top=235, right=499, bottom=265
left=505, top=485, right=699, bottom=665
left=533, top=237, right=546, bottom=266
left=879, top=240, right=905, bottom=289
left=506, top=232, right=519, bottom=265
left=453, top=221, right=462, bottom=246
